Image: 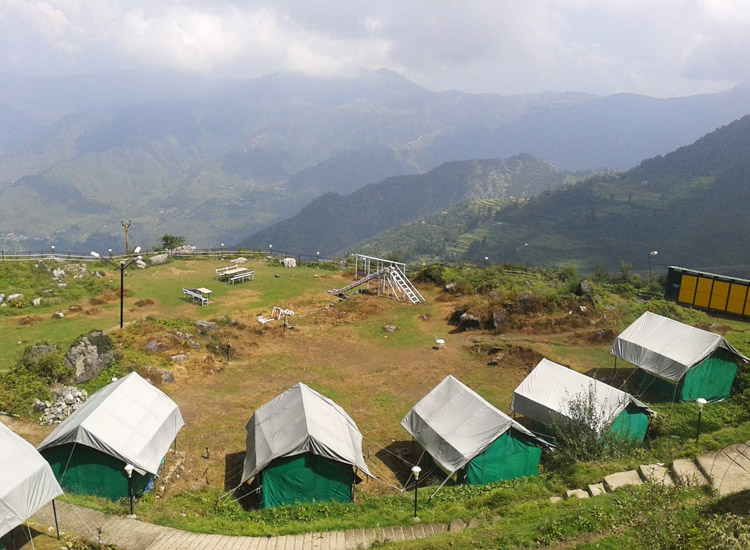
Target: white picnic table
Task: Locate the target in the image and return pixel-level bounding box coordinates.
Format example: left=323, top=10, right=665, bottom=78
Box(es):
left=217, top=266, right=248, bottom=279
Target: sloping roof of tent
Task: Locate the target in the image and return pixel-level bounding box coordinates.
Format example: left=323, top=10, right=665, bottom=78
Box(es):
left=511, top=358, right=654, bottom=434
left=37, top=372, right=184, bottom=475
left=1, top=422, right=63, bottom=538
left=611, top=311, right=748, bottom=383
left=241, top=383, right=372, bottom=483
left=401, top=375, right=549, bottom=476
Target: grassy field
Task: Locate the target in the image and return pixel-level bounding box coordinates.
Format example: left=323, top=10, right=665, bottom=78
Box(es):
left=3, top=256, right=750, bottom=549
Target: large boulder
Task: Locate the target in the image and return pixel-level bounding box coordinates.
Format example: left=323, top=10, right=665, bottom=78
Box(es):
left=64, top=330, right=114, bottom=383
left=577, top=280, right=596, bottom=306
left=149, top=253, right=169, bottom=266
left=281, top=257, right=297, bottom=268
left=459, top=312, right=481, bottom=331
left=195, top=320, right=217, bottom=332
left=172, top=245, right=196, bottom=256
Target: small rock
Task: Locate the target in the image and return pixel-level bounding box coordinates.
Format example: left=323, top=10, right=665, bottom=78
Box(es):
left=235, top=257, right=248, bottom=264
left=187, top=340, right=201, bottom=349
left=549, top=496, right=563, bottom=503
left=491, top=311, right=508, bottom=329
left=449, top=519, right=467, bottom=533
left=143, top=366, right=175, bottom=384
left=445, top=282, right=456, bottom=292
left=52, top=269, right=65, bottom=279
left=383, top=325, right=397, bottom=333
left=144, top=339, right=168, bottom=353
left=195, top=320, right=217, bottom=332
left=171, top=354, right=187, bottom=363
left=135, top=260, right=147, bottom=269
left=7, top=293, right=24, bottom=303
left=52, top=311, right=65, bottom=319
left=488, top=353, right=505, bottom=366
left=57, top=283, right=67, bottom=288
left=565, top=489, right=589, bottom=499
left=31, top=398, right=47, bottom=413
left=31, top=297, right=42, bottom=306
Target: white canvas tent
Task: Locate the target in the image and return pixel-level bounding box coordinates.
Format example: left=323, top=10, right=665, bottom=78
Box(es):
left=241, top=383, right=372, bottom=507
left=511, top=358, right=653, bottom=440
left=1, top=422, right=63, bottom=539
left=611, top=311, right=747, bottom=398
left=37, top=372, right=184, bottom=499
left=401, top=375, right=548, bottom=485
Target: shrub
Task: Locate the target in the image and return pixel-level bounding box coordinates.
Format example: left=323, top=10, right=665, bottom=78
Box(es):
left=545, top=383, right=636, bottom=469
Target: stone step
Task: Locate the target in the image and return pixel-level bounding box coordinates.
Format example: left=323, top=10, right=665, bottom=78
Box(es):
left=603, top=470, right=642, bottom=492
left=587, top=483, right=606, bottom=496
left=638, top=464, right=674, bottom=486
left=696, top=443, right=750, bottom=497
left=671, top=458, right=709, bottom=487
left=565, top=489, right=589, bottom=500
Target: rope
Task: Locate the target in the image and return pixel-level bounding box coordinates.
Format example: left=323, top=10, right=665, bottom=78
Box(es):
left=59, top=492, right=104, bottom=539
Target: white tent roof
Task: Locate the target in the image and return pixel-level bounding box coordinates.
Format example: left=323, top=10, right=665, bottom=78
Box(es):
left=611, top=311, right=748, bottom=383
left=401, top=375, right=547, bottom=476
left=511, top=359, right=653, bottom=434
left=241, top=383, right=372, bottom=483
left=1, top=422, right=63, bottom=538
left=37, top=372, right=184, bottom=475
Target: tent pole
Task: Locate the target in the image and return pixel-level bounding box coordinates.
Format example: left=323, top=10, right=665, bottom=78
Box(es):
left=52, top=499, right=60, bottom=539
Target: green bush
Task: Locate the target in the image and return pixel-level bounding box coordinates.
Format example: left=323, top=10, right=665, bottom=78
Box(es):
left=0, top=343, right=70, bottom=414
left=545, top=384, right=637, bottom=470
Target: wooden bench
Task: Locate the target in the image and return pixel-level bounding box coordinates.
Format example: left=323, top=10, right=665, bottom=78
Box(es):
left=229, top=270, right=254, bottom=284
left=183, top=288, right=210, bottom=306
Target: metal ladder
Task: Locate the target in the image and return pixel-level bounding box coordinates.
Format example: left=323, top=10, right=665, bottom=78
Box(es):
left=389, top=268, right=423, bottom=304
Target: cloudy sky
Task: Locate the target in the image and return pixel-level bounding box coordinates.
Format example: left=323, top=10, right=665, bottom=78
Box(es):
left=1, top=0, right=748, bottom=97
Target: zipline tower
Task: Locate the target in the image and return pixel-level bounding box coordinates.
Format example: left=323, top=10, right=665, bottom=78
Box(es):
left=329, top=254, right=425, bottom=304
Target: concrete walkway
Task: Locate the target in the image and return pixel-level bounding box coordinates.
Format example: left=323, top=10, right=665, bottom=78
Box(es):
left=29, top=500, right=461, bottom=550
left=26, top=442, right=750, bottom=550
left=554, top=441, right=750, bottom=501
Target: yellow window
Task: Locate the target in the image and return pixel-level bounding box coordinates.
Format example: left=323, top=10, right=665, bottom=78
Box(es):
left=727, top=284, right=748, bottom=315
left=677, top=275, right=697, bottom=304
left=710, top=281, right=730, bottom=311
left=694, top=277, right=713, bottom=308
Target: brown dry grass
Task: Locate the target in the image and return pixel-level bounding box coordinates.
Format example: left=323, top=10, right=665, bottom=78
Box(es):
left=10, top=259, right=615, bottom=504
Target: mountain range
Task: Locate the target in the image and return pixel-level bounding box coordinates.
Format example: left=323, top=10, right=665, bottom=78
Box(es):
left=1, top=69, right=749, bottom=252
left=352, top=115, right=750, bottom=275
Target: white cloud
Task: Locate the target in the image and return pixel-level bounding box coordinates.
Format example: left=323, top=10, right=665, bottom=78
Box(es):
left=0, top=0, right=748, bottom=96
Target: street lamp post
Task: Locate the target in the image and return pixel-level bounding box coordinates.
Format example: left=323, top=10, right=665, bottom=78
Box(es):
left=268, top=244, right=273, bottom=257
left=51, top=245, right=55, bottom=259
left=221, top=243, right=224, bottom=259
left=696, top=398, right=707, bottom=442
left=91, top=246, right=141, bottom=329
left=484, top=256, right=488, bottom=268
left=316, top=251, right=320, bottom=265
left=124, top=464, right=135, bottom=516
left=411, top=465, right=421, bottom=521
left=648, top=250, right=658, bottom=285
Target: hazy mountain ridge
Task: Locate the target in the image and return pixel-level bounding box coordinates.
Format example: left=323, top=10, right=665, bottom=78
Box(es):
left=1, top=70, right=749, bottom=251
left=238, top=155, right=576, bottom=255
left=357, top=115, right=750, bottom=275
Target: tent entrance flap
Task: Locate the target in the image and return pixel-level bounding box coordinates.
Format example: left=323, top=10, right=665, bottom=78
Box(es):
left=462, top=429, right=542, bottom=485
left=260, top=452, right=355, bottom=508
left=608, top=404, right=650, bottom=441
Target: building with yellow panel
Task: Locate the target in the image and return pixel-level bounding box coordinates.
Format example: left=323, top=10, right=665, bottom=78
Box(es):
left=665, top=266, right=750, bottom=317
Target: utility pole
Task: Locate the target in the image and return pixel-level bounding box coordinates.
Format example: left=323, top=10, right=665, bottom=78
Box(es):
left=122, top=220, right=132, bottom=255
